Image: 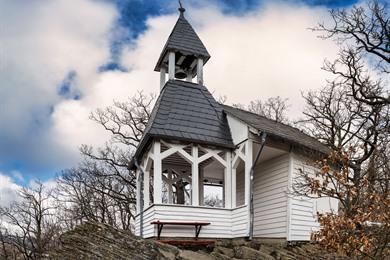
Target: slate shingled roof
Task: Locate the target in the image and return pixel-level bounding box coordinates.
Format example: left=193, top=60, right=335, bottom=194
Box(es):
left=222, top=105, right=329, bottom=154
left=134, top=80, right=234, bottom=159
left=154, top=12, right=211, bottom=71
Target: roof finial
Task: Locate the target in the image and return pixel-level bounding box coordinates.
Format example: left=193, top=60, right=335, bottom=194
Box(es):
left=178, top=0, right=185, bottom=15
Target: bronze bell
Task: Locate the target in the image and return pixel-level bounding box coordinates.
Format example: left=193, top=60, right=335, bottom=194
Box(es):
left=175, top=69, right=187, bottom=79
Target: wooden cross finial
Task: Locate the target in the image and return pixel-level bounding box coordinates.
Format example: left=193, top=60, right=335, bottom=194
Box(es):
left=178, top=0, right=185, bottom=14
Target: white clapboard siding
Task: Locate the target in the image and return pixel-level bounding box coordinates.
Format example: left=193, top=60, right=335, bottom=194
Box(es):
left=140, top=205, right=157, bottom=238
left=288, top=155, right=318, bottom=241
left=135, top=205, right=154, bottom=236
left=137, top=204, right=249, bottom=239
left=253, top=154, right=290, bottom=238
left=231, top=205, right=249, bottom=237
left=143, top=204, right=233, bottom=238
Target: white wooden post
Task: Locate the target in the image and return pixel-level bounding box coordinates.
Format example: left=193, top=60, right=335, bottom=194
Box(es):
left=160, top=67, right=166, bottom=90
left=144, top=169, right=150, bottom=207
left=232, top=168, right=237, bottom=208
left=136, top=169, right=141, bottom=214
left=192, top=145, right=199, bottom=206
left=197, top=58, right=203, bottom=85
left=153, top=141, right=162, bottom=204
left=186, top=73, right=192, bottom=82
left=224, top=151, right=232, bottom=209
left=245, top=140, right=253, bottom=205
left=168, top=52, right=175, bottom=80
left=167, top=169, right=173, bottom=204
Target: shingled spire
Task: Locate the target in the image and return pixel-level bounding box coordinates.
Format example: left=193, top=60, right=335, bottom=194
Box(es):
left=155, top=3, right=210, bottom=88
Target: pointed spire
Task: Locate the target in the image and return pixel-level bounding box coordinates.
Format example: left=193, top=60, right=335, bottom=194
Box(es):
left=154, top=3, right=210, bottom=76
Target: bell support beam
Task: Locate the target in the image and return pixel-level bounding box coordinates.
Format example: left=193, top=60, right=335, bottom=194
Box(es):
left=197, top=58, right=204, bottom=85
left=168, top=52, right=176, bottom=80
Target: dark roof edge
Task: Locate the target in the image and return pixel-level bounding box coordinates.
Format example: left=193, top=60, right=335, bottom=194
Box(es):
left=223, top=104, right=296, bottom=132
left=222, top=105, right=329, bottom=154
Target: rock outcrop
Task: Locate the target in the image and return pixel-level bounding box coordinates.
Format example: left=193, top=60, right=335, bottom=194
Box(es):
left=49, top=222, right=351, bottom=260
left=49, top=222, right=178, bottom=260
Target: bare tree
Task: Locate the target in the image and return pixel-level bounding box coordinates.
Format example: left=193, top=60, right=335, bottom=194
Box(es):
left=0, top=224, right=10, bottom=260
left=233, top=96, right=290, bottom=124
left=300, top=83, right=387, bottom=177
left=300, top=0, right=390, bottom=192
left=203, top=194, right=223, bottom=208
left=295, top=1, right=390, bottom=257
left=314, top=0, right=390, bottom=106
left=56, top=158, right=135, bottom=230
left=90, top=91, right=155, bottom=148
left=217, top=95, right=227, bottom=104
left=295, top=149, right=390, bottom=258
left=56, top=91, right=155, bottom=232
left=297, top=85, right=389, bottom=256
left=247, top=96, right=290, bottom=123
left=0, top=182, right=61, bottom=260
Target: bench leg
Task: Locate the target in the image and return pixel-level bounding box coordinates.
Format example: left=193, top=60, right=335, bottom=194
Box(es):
left=157, top=224, right=164, bottom=240
left=195, top=225, right=202, bottom=240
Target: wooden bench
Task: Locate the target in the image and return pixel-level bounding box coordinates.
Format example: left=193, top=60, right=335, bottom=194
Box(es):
left=150, top=220, right=210, bottom=240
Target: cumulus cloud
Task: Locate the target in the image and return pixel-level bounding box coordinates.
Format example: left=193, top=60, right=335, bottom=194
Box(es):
left=0, top=1, right=339, bottom=179
left=0, top=173, right=21, bottom=207
left=0, top=0, right=118, bottom=172
left=119, top=3, right=338, bottom=116
left=190, top=3, right=338, bottom=116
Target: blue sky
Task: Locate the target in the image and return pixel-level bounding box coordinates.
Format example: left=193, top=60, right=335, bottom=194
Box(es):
left=0, top=0, right=358, bottom=187
left=108, top=0, right=358, bottom=66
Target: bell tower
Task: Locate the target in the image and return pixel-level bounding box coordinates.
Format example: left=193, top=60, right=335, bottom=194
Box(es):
left=133, top=1, right=235, bottom=238
left=154, top=3, right=211, bottom=89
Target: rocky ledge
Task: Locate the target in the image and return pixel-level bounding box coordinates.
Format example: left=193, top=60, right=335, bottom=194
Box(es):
left=49, top=222, right=350, bottom=260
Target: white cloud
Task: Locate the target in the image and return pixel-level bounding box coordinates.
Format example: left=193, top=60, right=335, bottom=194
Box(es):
left=118, top=3, right=338, bottom=118
left=0, top=0, right=118, bottom=170
left=0, top=173, right=21, bottom=207
left=0, top=1, right=339, bottom=178
left=0, top=172, right=55, bottom=208
left=191, top=3, right=338, bottom=117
